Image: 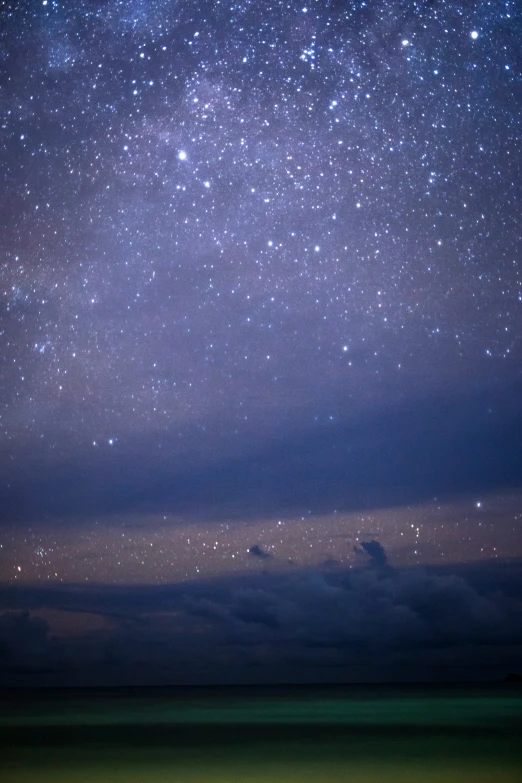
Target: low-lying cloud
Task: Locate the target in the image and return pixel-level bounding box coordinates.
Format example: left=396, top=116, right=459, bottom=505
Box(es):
left=1, top=552, right=522, bottom=685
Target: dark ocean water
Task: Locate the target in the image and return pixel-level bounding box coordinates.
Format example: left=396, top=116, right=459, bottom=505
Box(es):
left=2, top=685, right=521, bottom=782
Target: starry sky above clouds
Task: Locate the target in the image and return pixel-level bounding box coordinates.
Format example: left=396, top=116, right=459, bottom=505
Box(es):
left=0, top=1, right=522, bottom=681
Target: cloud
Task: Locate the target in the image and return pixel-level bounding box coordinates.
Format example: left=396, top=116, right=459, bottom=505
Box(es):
left=248, top=544, right=272, bottom=560
left=1, top=555, right=522, bottom=685
left=178, top=553, right=522, bottom=679
left=0, top=611, right=61, bottom=674
left=358, top=540, right=388, bottom=567
left=1, top=381, right=522, bottom=524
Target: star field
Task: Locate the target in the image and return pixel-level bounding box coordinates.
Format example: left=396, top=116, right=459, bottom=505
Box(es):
left=0, top=0, right=521, bottom=586
left=3, top=492, right=522, bottom=586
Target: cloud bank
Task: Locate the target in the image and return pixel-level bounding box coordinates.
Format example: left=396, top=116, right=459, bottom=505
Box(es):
left=2, top=552, right=521, bottom=686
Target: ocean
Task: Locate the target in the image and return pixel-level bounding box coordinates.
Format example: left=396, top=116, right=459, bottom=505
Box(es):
left=2, top=684, right=521, bottom=782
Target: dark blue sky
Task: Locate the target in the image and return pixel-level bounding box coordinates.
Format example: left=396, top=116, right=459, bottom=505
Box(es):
left=0, top=0, right=521, bottom=685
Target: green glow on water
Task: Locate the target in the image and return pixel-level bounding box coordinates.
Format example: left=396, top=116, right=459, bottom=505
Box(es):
left=3, top=694, right=521, bottom=727
left=2, top=691, right=521, bottom=783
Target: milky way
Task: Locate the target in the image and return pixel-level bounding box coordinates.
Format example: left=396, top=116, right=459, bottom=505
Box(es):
left=1, top=1, right=521, bottom=586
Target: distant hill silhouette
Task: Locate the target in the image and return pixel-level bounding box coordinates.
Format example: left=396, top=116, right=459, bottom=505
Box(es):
left=503, top=672, right=522, bottom=683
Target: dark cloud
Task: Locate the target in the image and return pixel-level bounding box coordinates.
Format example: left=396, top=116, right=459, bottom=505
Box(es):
left=2, top=557, right=522, bottom=685
left=359, top=541, right=388, bottom=568
left=2, top=383, right=521, bottom=525
left=0, top=611, right=61, bottom=674
left=248, top=545, right=273, bottom=560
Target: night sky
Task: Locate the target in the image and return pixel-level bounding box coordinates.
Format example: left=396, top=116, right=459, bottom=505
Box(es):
left=1, top=0, right=521, bottom=686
